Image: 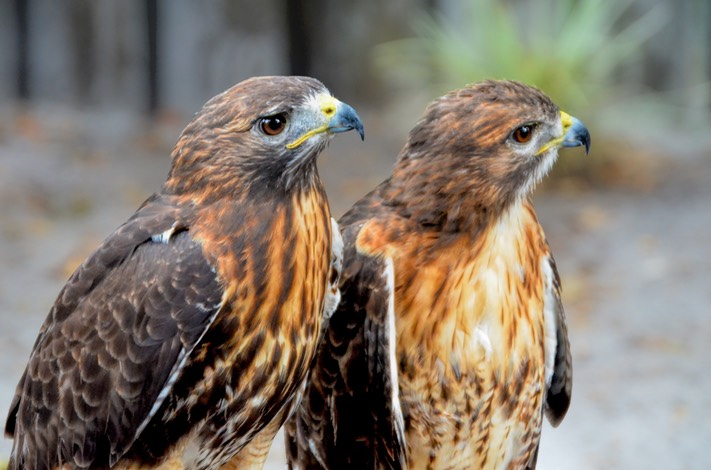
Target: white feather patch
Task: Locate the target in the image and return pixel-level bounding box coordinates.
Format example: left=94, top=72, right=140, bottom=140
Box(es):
left=151, top=222, right=178, bottom=244
left=472, top=324, right=493, bottom=361
left=309, top=438, right=329, bottom=469
left=322, top=218, right=344, bottom=320
left=383, top=256, right=406, bottom=447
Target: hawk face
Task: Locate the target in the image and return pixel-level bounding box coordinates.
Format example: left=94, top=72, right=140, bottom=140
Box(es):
left=168, top=76, right=364, bottom=195
left=396, top=80, right=590, bottom=213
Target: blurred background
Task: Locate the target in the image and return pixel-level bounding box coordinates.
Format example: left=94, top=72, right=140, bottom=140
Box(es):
left=0, top=0, right=709, bottom=468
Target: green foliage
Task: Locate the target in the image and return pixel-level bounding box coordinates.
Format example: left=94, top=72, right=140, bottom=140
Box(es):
left=374, top=0, right=668, bottom=120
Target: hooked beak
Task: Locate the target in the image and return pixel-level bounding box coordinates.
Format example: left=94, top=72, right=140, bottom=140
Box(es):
left=327, top=101, right=365, bottom=140
left=286, top=96, right=365, bottom=150
left=560, top=111, right=591, bottom=155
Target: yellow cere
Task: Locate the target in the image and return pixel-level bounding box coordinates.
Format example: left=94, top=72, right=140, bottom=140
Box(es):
left=319, top=95, right=338, bottom=118
left=535, top=110, right=573, bottom=156
left=560, top=111, right=573, bottom=131
left=286, top=95, right=339, bottom=150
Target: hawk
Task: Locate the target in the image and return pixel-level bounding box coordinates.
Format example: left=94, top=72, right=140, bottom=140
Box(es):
left=286, top=80, right=590, bottom=469
left=5, top=76, right=364, bottom=470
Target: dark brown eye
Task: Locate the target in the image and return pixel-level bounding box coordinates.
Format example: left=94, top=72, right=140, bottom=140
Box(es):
left=260, top=114, right=287, bottom=136
left=512, top=124, right=534, bottom=144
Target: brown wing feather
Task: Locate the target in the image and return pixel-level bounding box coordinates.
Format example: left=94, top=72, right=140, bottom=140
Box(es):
left=544, top=256, right=572, bottom=427
left=5, top=195, right=224, bottom=470
left=286, top=219, right=406, bottom=469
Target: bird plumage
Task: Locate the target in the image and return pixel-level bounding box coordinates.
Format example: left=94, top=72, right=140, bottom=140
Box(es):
left=286, top=80, right=586, bottom=469
left=5, top=76, right=363, bottom=470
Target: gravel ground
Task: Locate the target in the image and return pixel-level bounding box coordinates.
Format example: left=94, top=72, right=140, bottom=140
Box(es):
left=0, top=106, right=708, bottom=469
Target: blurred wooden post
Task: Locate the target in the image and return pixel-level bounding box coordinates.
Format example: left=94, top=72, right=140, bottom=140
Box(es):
left=69, top=0, right=94, bottom=105
left=146, top=0, right=159, bottom=114
left=424, top=0, right=439, bottom=13
left=285, top=0, right=312, bottom=76
left=14, top=0, right=29, bottom=100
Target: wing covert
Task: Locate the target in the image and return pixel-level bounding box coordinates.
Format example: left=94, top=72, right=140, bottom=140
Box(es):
left=542, top=255, right=572, bottom=427
left=5, top=197, right=224, bottom=469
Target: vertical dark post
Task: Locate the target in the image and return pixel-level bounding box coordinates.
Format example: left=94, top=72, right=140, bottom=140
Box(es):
left=14, top=0, right=30, bottom=100
left=146, top=0, right=159, bottom=114
left=69, top=0, right=94, bottom=105
left=423, top=0, right=439, bottom=14
left=285, top=0, right=311, bottom=76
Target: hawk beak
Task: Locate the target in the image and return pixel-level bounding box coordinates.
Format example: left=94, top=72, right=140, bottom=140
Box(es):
left=286, top=96, right=364, bottom=149
left=327, top=101, right=365, bottom=141
left=560, top=111, right=591, bottom=155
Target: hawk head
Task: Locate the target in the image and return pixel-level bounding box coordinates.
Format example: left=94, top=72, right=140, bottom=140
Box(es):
left=166, top=76, right=364, bottom=195
left=388, top=80, right=590, bottom=221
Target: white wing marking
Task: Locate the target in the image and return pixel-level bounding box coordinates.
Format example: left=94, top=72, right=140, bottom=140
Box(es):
left=383, top=256, right=406, bottom=448
left=322, top=218, right=344, bottom=320
left=151, top=222, right=178, bottom=244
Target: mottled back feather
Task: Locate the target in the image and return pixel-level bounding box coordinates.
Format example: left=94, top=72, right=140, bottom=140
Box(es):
left=6, top=196, right=223, bottom=469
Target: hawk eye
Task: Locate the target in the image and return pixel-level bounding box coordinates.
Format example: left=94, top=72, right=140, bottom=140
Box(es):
left=512, top=124, right=534, bottom=144
left=259, top=114, right=287, bottom=136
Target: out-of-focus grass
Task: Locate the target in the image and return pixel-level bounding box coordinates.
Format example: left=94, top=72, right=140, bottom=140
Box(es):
left=375, top=0, right=668, bottom=116
left=372, top=0, right=706, bottom=187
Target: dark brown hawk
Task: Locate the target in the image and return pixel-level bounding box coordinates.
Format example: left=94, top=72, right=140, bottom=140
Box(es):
left=286, top=80, right=589, bottom=469
left=5, top=76, right=364, bottom=470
